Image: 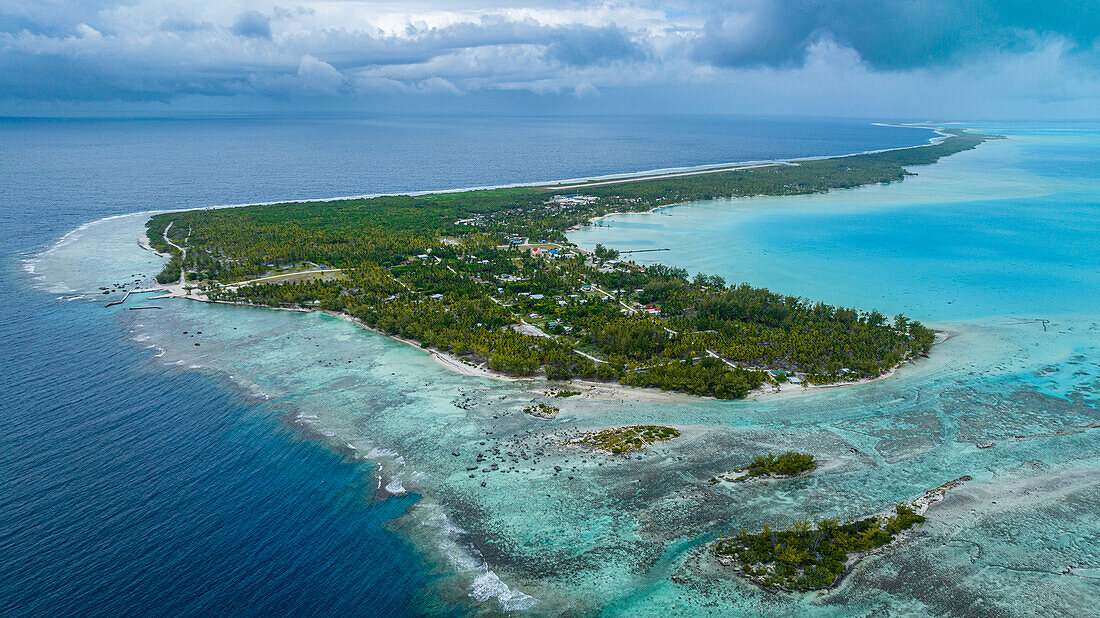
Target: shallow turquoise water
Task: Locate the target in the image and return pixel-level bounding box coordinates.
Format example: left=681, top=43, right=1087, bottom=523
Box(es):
left=28, top=123, right=1100, bottom=615
left=573, top=126, right=1100, bottom=323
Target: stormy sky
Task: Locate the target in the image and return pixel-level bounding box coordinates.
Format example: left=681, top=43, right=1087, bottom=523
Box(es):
left=2, top=1, right=1097, bottom=117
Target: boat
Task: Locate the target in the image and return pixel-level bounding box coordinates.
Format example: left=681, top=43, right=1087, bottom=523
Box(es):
left=976, top=442, right=995, bottom=449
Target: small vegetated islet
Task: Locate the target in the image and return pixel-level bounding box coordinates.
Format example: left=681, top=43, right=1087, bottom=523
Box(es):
left=574, top=425, right=680, bottom=454
left=524, top=403, right=560, bottom=418
left=714, top=504, right=926, bottom=591
left=739, top=451, right=816, bottom=480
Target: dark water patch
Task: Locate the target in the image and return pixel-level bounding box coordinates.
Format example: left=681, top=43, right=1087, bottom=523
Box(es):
left=0, top=274, right=430, bottom=616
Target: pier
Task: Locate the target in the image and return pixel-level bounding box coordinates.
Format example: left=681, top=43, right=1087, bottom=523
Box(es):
left=617, top=248, right=669, bottom=255
left=105, top=288, right=168, bottom=307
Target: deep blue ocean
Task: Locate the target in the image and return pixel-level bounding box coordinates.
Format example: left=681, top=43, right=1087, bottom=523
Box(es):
left=0, top=115, right=935, bottom=616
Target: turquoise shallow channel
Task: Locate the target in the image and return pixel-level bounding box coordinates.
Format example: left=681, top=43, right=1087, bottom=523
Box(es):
left=28, top=122, right=1100, bottom=615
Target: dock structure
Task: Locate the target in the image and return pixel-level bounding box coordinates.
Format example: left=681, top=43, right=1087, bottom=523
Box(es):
left=105, top=288, right=169, bottom=307
left=616, top=248, right=670, bottom=255
left=104, top=289, right=135, bottom=307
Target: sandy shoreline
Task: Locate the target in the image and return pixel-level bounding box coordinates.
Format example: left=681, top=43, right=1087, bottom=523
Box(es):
left=319, top=310, right=521, bottom=382
left=138, top=234, right=169, bottom=258
left=137, top=285, right=710, bottom=402
left=133, top=279, right=938, bottom=405
left=548, top=162, right=784, bottom=191
left=748, top=330, right=950, bottom=400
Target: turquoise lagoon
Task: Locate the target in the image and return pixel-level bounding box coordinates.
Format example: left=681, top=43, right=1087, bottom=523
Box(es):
left=31, top=124, right=1099, bottom=615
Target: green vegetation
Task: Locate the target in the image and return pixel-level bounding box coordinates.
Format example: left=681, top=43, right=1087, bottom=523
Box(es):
left=524, top=403, right=560, bottom=418
left=738, top=451, right=816, bottom=480
left=551, top=389, right=581, bottom=398
left=145, top=130, right=990, bottom=398
left=593, top=243, right=619, bottom=260
left=573, top=425, right=681, bottom=454
left=714, top=504, right=926, bottom=591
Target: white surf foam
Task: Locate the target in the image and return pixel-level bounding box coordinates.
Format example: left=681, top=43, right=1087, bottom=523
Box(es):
left=384, top=477, right=406, bottom=495
left=416, top=503, right=538, bottom=612
left=366, top=448, right=406, bottom=467
left=470, top=568, right=537, bottom=612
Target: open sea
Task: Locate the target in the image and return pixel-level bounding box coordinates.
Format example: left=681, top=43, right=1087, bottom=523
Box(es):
left=3, top=115, right=1097, bottom=616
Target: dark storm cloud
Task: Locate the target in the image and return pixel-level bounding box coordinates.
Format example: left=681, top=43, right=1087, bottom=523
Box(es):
left=0, top=0, right=1095, bottom=111
left=231, top=11, right=272, bottom=40
left=301, top=19, right=644, bottom=69
left=547, top=25, right=646, bottom=66
left=692, top=0, right=1100, bottom=70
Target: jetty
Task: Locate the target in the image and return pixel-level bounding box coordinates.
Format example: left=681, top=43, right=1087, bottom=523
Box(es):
left=617, top=248, right=669, bottom=255
left=105, top=288, right=168, bottom=307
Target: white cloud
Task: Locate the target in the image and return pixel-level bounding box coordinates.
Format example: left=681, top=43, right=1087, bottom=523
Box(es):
left=297, top=54, right=346, bottom=94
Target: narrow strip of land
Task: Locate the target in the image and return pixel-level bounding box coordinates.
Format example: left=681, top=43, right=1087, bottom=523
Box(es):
left=138, top=128, right=993, bottom=400
left=544, top=163, right=785, bottom=191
